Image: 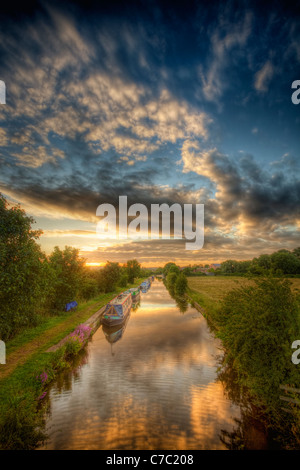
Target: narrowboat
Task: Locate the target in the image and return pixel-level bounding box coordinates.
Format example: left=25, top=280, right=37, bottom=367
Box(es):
left=140, top=279, right=150, bottom=293
left=102, top=313, right=130, bottom=345
left=102, top=292, right=132, bottom=326
left=129, top=286, right=140, bottom=301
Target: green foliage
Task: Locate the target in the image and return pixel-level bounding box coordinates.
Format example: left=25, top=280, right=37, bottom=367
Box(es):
left=220, top=249, right=300, bottom=276
left=166, top=271, right=178, bottom=290
left=0, top=394, right=46, bottom=450
left=78, top=271, right=98, bottom=301
left=221, top=260, right=243, bottom=274
left=65, top=337, right=82, bottom=358
left=182, top=266, right=193, bottom=276
left=98, top=261, right=121, bottom=293
left=0, top=194, right=46, bottom=340
left=118, top=273, right=128, bottom=287
left=163, top=262, right=178, bottom=276
left=214, top=277, right=300, bottom=414
left=174, top=273, right=188, bottom=297
left=48, top=246, right=86, bottom=311
left=126, top=259, right=141, bottom=283
left=270, top=251, right=300, bottom=275
left=256, top=254, right=272, bottom=269
left=293, top=247, right=300, bottom=260
left=168, top=265, right=180, bottom=275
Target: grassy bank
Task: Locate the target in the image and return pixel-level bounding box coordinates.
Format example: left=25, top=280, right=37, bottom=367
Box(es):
left=188, top=276, right=300, bottom=320
left=0, top=278, right=145, bottom=450
left=187, top=275, right=300, bottom=449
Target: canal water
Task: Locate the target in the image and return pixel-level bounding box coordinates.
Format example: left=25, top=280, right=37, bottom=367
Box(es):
left=38, top=279, right=269, bottom=450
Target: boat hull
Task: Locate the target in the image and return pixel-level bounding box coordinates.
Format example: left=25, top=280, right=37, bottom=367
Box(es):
left=102, top=292, right=132, bottom=326
left=102, top=313, right=131, bottom=343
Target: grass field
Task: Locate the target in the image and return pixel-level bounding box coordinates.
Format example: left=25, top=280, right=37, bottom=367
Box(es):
left=187, top=276, right=300, bottom=313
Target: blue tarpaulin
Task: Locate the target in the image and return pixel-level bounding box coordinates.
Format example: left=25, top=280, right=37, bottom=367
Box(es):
left=64, top=301, right=78, bottom=312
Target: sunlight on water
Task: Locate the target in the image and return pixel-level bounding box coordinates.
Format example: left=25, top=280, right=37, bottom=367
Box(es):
left=38, top=280, right=252, bottom=450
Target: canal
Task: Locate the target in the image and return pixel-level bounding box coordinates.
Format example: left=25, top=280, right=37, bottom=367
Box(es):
left=38, top=279, right=270, bottom=450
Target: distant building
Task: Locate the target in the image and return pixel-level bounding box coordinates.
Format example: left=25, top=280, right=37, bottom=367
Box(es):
left=209, top=263, right=221, bottom=270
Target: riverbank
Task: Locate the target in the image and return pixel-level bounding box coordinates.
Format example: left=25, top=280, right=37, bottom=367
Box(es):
left=187, top=275, right=300, bottom=449
left=36, top=279, right=246, bottom=450
left=0, top=278, right=145, bottom=450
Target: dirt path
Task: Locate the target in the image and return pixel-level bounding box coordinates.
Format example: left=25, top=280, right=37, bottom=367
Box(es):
left=0, top=301, right=102, bottom=381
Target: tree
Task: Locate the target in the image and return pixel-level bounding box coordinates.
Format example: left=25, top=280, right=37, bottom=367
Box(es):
left=256, top=254, right=272, bottom=270
left=126, top=259, right=141, bottom=283
left=236, top=260, right=251, bottom=273
left=49, top=246, right=85, bottom=311
left=215, top=277, right=300, bottom=411
left=166, top=272, right=178, bottom=294
left=221, top=260, right=240, bottom=273
left=168, top=264, right=180, bottom=275
left=182, top=266, right=193, bottom=276
left=118, top=267, right=128, bottom=288
left=293, top=247, right=300, bottom=260
left=270, top=251, right=300, bottom=275
left=0, top=194, right=46, bottom=340
left=175, top=273, right=188, bottom=297
left=79, top=269, right=98, bottom=300
left=163, top=262, right=178, bottom=276
left=98, top=261, right=121, bottom=293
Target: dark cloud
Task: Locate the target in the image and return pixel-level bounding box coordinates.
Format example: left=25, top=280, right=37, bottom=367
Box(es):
left=0, top=1, right=299, bottom=262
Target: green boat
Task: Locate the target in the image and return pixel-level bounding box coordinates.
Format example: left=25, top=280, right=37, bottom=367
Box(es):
left=129, top=287, right=140, bottom=301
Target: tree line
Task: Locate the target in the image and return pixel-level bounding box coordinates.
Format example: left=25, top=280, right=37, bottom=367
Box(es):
left=0, top=194, right=145, bottom=341
left=219, top=249, right=300, bottom=275
left=156, top=249, right=300, bottom=277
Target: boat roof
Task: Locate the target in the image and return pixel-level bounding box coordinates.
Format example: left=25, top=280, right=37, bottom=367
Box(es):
left=110, top=292, right=131, bottom=305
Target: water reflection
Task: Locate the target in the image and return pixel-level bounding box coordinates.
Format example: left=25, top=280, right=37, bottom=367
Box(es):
left=102, top=313, right=131, bottom=356
left=217, top=361, right=277, bottom=450
left=39, top=280, right=249, bottom=450
left=174, top=296, right=189, bottom=314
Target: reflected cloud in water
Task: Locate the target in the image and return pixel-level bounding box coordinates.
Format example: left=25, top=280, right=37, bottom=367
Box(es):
left=39, top=280, right=243, bottom=450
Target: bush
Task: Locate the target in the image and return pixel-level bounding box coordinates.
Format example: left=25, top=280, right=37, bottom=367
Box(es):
left=64, top=324, right=92, bottom=358
left=175, top=273, right=188, bottom=297
left=65, top=337, right=82, bottom=358
left=0, top=394, right=46, bottom=450
left=214, top=277, right=300, bottom=412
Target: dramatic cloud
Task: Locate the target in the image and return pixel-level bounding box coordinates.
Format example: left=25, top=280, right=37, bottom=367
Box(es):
left=0, top=1, right=299, bottom=265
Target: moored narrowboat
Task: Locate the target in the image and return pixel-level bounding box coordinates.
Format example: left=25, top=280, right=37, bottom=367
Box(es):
left=102, top=312, right=130, bottom=345
left=102, top=292, right=132, bottom=326
left=140, top=279, right=150, bottom=293
left=129, top=286, right=140, bottom=301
